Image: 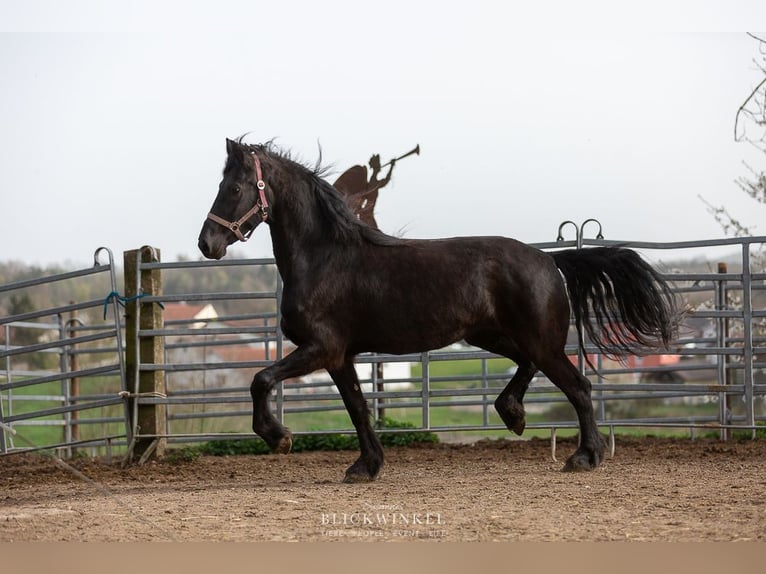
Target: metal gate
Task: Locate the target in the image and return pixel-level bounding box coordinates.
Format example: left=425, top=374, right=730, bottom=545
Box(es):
left=0, top=248, right=128, bottom=457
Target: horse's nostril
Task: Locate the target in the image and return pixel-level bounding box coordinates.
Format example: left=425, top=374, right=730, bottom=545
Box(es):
left=198, top=237, right=210, bottom=256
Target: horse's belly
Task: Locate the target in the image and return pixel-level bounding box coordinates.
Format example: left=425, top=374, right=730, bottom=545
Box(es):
left=352, top=315, right=468, bottom=356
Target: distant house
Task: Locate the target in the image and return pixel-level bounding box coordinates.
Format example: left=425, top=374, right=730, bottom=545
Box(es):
left=212, top=344, right=280, bottom=365
left=163, top=303, right=218, bottom=329
left=162, top=302, right=285, bottom=390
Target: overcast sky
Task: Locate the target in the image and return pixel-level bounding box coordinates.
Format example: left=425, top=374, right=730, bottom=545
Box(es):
left=2, top=2, right=766, bottom=267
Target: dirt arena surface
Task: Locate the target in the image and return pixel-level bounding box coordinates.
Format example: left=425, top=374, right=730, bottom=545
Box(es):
left=1, top=436, right=765, bottom=542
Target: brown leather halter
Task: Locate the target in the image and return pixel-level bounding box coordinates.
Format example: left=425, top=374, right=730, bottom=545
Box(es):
left=206, top=153, right=270, bottom=242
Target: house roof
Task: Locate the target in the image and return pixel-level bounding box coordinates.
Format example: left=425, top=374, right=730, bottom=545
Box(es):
left=213, top=345, right=271, bottom=363
left=163, top=303, right=217, bottom=325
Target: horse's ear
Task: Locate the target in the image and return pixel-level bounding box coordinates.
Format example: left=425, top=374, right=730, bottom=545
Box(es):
left=226, top=138, right=240, bottom=156
left=226, top=138, right=246, bottom=165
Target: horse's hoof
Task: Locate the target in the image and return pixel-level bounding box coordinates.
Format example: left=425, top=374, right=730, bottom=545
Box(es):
left=343, top=470, right=378, bottom=483
left=342, top=459, right=381, bottom=483
left=561, top=449, right=600, bottom=472
left=496, top=398, right=526, bottom=436
left=273, top=435, right=292, bottom=454
left=561, top=460, right=591, bottom=472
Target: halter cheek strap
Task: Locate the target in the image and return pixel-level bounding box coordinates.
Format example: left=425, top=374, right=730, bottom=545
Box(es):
left=206, top=153, right=270, bottom=242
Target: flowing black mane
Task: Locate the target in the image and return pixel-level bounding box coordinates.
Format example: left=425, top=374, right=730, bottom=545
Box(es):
left=228, top=138, right=329, bottom=178
left=236, top=140, right=402, bottom=247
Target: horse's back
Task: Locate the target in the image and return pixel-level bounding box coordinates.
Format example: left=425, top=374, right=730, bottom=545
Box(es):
left=339, top=235, right=567, bottom=354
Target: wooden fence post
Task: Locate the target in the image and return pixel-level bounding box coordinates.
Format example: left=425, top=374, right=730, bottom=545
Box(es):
left=124, top=246, right=166, bottom=461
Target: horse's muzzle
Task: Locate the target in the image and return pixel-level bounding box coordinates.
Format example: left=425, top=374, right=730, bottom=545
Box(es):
left=198, top=233, right=226, bottom=260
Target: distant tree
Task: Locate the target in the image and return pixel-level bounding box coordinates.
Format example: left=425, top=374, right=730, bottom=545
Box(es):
left=698, top=34, right=766, bottom=347
left=7, top=293, right=38, bottom=346
left=702, top=33, right=766, bottom=238
left=5, top=293, right=57, bottom=370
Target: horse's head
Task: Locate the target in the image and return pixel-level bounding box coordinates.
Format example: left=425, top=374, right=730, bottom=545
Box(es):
left=198, top=138, right=271, bottom=259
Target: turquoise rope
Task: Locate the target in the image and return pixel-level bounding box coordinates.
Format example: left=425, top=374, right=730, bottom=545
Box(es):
left=102, top=291, right=163, bottom=319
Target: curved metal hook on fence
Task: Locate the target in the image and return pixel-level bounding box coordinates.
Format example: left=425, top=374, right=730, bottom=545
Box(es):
left=93, top=246, right=114, bottom=267
left=555, top=219, right=605, bottom=378
left=556, top=218, right=604, bottom=248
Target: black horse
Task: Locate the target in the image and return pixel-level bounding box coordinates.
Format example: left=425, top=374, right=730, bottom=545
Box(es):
left=198, top=139, right=678, bottom=482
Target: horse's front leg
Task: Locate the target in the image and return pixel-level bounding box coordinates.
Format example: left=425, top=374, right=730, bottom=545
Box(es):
left=328, top=358, right=384, bottom=483
left=250, top=344, right=325, bottom=454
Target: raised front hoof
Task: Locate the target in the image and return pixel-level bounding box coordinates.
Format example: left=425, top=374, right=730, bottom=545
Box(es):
left=342, top=459, right=381, bottom=483
left=561, top=448, right=602, bottom=472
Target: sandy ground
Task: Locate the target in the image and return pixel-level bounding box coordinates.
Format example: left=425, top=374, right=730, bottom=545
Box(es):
left=1, top=436, right=765, bottom=542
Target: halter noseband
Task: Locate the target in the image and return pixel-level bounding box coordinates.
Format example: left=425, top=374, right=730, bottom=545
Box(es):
left=206, top=152, right=270, bottom=242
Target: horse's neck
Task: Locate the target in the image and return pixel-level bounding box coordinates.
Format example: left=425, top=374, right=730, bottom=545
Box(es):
left=267, top=174, right=361, bottom=281
left=269, top=224, right=301, bottom=282
left=267, top=199, right=326, bottom=282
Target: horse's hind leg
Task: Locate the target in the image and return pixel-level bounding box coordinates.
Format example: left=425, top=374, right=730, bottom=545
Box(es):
left=537, top=353, right=606, bottom=471
left=466, top=335, right=535, bottom=436
left=494, top=360, right=537, bottom=435
left=328, top=358, right=384, bottom=483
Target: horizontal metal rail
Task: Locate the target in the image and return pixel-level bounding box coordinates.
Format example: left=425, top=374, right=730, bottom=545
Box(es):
left=4, top=235, right=766, bottom=459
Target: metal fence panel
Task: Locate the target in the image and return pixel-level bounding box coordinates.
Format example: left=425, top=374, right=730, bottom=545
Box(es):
left=127, top=233, right=766, bottom=450
left=0, top=248, right=128, bottom=458
left=2, top=232, right=765, bottom=459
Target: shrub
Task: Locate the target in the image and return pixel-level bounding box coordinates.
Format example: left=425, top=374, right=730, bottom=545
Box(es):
left=186, top=417, right=438, bottom=458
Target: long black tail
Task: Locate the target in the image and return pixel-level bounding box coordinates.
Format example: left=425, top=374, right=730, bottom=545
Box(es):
left=552, top=247, right=678, bottom=359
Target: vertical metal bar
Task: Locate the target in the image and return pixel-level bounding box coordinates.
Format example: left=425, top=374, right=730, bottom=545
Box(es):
left=715, top=263, right=729, bottom=440
left=274, top=270, right=284, bottom=425
left=421, top=351, right=430, bottom=430
left=742, top=243, right=755, bottom=437
left=371, top=353, right=379, bottom=423
left=263, top=317, right=271, bottom=362
left=4, top=327, right=15, bottom=450
left=596, top=353, right=605, bottom=422
left=123, top=249, right=142, bottom=459
left=97, top=247, right=133, bottom=453
left=573, top=219, right=603, bottom=379
left=165, top=344, right=174, bottom=436
left=482, top=356, right=490, bottom=427
left=96, top=248, right=128, bottom=401
left=59, top=313, right=72, bottom=458
left=575, top=223, right=586, bottom=376
left=130, top=250, right=143, bottom=452
left=67, top=305, right=81, bottom=455
left=0, top=324, right=8, bottom=454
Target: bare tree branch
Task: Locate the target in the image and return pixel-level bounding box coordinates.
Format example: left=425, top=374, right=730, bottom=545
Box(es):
left=734, top=75, right=766, bottom=142
left=735, top=33, right=766, bottom=142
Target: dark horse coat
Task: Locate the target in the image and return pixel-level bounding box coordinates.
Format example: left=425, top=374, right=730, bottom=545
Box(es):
left=198, top=139, right=678, bottom=482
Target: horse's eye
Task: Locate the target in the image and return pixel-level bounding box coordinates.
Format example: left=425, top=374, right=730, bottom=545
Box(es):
left=233, top=184, right=241, bottom=194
